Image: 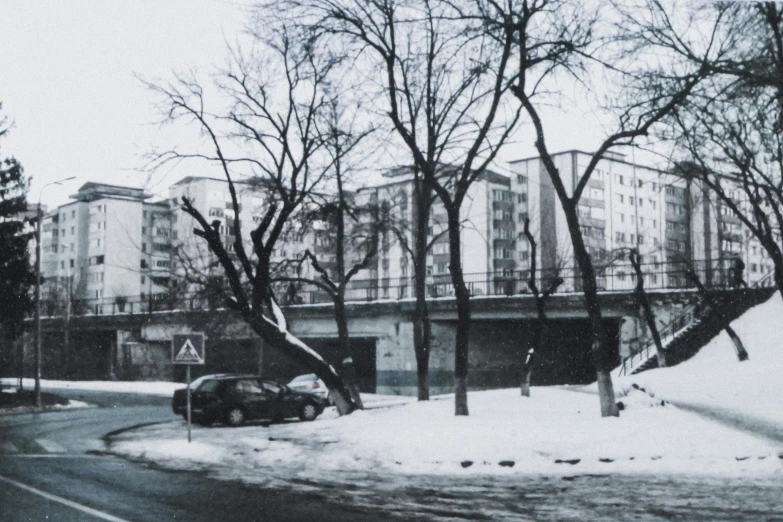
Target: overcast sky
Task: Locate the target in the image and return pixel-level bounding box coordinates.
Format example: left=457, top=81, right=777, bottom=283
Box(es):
left=1, top=0, right=620, bottom=210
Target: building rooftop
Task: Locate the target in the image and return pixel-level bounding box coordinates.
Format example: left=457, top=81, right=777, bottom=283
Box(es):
left=71, top=182, right=151, bottom=202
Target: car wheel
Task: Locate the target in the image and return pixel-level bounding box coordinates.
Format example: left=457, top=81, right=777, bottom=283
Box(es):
left=225, top=407, right=245, bottom=427
left=299, top=402, right=319, bottom=422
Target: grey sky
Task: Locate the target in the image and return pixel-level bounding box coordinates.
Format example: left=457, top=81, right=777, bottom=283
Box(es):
left=1, top=0, right=618, bottom=210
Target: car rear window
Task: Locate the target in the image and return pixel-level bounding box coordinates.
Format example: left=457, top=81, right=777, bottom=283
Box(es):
left=195, top=379, right=219, bottom=393
left=290, top=374, right=317, bottom=383
left=261, top=381, right=283, bottom=394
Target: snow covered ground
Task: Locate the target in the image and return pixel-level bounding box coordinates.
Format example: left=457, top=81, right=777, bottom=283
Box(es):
left=106, top=294, right=783, bottom=483
left=0, top=378, right=183, bottom=396
left=604, top=292, right=783, bottom=425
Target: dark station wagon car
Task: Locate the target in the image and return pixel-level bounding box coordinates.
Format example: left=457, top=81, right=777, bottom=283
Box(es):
left=172, top=374, right=327, bottom=426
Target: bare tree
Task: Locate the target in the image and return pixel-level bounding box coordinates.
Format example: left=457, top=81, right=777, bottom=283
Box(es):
left=477, top=0, right=725, bottom=416
left=294, top=0, right=522, bottom=415
left=273, top=100, right=378, bottom=408
left=520, top=218, right=563, bottom=397
left=148, top=30, right=360, bottom=414
left=682, top=258, right=749, bottom=362
left=667, top=3, right=783, bottom=300
left=628, top=248, right=666, bottom=367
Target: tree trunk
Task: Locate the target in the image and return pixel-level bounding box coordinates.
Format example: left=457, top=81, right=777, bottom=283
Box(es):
left=630, top=250, right=666, bottom=368
left=725, top=325, right=749, bottom=362
left=246, top=312, right=357, bottom=415
left=334, top=293, right=363, bottom=410
left=685, top=263, right=750, bottom=363
left=771, top=252, right=783, bottom=302
left=447, top=208, right=470, bottom=416
left=412, top=177, right=433, bottom=401
left=564, top=206, right=618, bottom=417
left=520, top=348, right=534, bottom=397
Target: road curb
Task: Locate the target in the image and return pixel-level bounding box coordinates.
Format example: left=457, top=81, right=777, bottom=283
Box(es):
left=103, top=421, right=172, bottom=442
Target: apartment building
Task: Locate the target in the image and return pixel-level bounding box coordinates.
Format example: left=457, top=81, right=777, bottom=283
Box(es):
left=38, top=152, right=772, bottom=316
left=40, top=183, right=170, bottom=314
left=508, top=150, right=771, bottom=290
left=168, top=176, right=340, bottom=303
left=356, top=166, right=511, bottom=299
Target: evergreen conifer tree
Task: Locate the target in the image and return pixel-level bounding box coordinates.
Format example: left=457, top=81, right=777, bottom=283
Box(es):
left=0, top=105, right=34, bottom=349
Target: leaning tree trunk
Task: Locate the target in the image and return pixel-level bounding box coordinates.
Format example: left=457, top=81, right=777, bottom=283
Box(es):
left=685, top=264, right=749, bottom=363
left=630, top=250, right=666, bottom=367
left=246, top=311, right=357, bottom=415
left=725, top=325, right=749, bottom=362
left=564, top=207, right=618, bottom=417
left=447, top=208, right=471, bottom=416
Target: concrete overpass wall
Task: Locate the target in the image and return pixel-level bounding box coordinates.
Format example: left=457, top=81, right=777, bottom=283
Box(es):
left=12, top=291, right=697, bottom=394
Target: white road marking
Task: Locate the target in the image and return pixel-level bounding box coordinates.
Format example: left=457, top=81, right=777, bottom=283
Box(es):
left=34, top=438, right=67, bottom=453
left=1, top=441, right=19, bottom=453
left=0, top=474, right=133, bottom=522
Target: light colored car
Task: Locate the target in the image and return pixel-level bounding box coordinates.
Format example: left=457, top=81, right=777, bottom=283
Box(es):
left=287, top=374, right=330, bottom=402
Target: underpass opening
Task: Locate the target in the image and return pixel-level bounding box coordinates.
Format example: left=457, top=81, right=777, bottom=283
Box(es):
left=263, top=337, right=377, bottom=393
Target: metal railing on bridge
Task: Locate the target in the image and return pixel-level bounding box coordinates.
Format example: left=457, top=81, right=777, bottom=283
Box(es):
left=43, top=258, right=775, bottom=318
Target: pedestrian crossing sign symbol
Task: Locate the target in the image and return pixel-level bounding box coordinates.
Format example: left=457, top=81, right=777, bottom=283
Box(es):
left=172, top=333, right=205, bottom=365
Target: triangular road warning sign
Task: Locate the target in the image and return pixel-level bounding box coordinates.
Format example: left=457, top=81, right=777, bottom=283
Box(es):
left=175, top=339, right=202, bottom=362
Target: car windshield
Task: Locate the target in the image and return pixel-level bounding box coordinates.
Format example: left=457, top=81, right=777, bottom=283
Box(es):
left=289, top=374, right=317, bottom=383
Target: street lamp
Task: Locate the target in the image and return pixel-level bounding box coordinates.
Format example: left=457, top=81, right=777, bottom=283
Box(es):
left=34, top=176, right=76, bottom=408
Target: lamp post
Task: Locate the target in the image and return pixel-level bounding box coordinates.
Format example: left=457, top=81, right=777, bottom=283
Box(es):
left=34, top=176, right=76, bottom=409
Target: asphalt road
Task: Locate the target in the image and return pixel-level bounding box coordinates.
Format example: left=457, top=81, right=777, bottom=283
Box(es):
left=0, top=389, right=415, bottom=522
left=2, top=388, right=783, bottom=521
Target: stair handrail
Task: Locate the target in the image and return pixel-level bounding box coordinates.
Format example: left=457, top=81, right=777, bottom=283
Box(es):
left=618, top=299, right=699, bottom=376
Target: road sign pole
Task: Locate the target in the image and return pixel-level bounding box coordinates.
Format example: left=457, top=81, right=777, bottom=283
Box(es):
left=186, top=366, right=192, bottom=443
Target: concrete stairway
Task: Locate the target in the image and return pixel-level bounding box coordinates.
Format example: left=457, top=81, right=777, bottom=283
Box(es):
left=629, top=287, right=776, bottom=375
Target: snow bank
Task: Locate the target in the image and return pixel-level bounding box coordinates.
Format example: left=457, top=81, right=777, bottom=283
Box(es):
left=0, top=378, right=183, bottom=396
left=110, top=386, right=782, bottom=481
left=608, top=292, right=783, bottom=424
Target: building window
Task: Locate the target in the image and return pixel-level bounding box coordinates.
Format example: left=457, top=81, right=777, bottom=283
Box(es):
left=141, top=276, right=146, bottom=285
left=637, top=179, right=643, bottom=188
left=155, top=260, right=169, bottom=268
left=616, top=174, right=624, bottom=185
left=518, top=212, right=528, bottom=222
left=142, top=227, right=146, bottom=234
left=517, top=192, right=527, bottom=203
left=589, top=188, right=604, bottom=200
left=519, top=250, right=529, bottom=261
left=70, top=259, right=74, bottom=268
left=617, top=194, right=624, bottom=204
left=493, top=190, right=513, bottom=202
left=436, top=263, right=447, bottom=274
left=209, top=208, right=224, bottom=218
left=629, top=196, right=634, bottom=206
left=142, top=243, right=147, bottom=253
left=516, top=174, right=527, bottom=184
